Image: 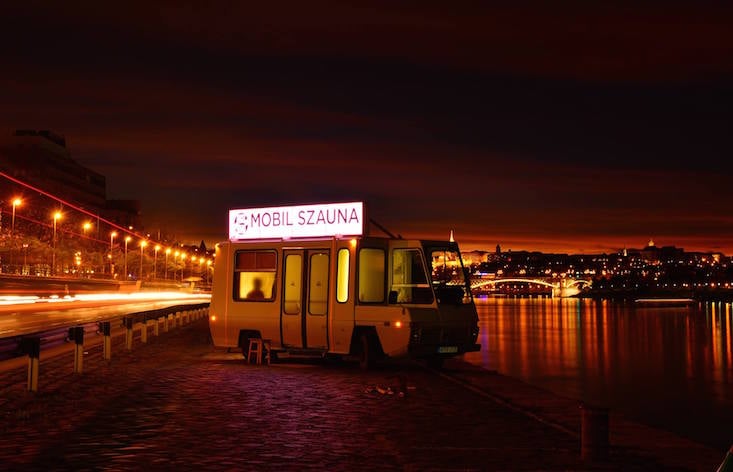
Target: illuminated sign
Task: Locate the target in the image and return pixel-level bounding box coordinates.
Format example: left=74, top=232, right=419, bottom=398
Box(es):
left=229, top=202, right=364, bottom=241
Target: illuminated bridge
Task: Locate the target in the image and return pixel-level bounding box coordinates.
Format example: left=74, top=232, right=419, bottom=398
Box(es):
left=470, top=277, right=592, bottom=298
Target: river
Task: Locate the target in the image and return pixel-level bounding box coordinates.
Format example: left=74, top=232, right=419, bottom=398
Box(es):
left=462, top=297, right=733, bottom=451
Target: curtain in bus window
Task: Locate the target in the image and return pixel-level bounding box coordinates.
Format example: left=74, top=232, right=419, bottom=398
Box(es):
left=283, top=254, right=303, bottom=314
left=309, top=253, right=329, bottom=315
left=336, top=248, right=349, bottom=303
left=358, top=248, right=385, bottom=303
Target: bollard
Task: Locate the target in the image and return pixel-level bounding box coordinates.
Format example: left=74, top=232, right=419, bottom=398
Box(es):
left=153, top=317, right=160, bottom=337
left=72, top=326, right=84, bottom=374
left=21, top=337, right=41, bottom=392
left=580, top=403, right=609, bottom=461
left=164, top=314, right=171, bottom=332
left=175, top=311, right=181, bottom=328
left=101, top=321, right=111, bottom=361
left=124, top=317, right=134, bottom=350
left=141, top=319, right=148, bottom=343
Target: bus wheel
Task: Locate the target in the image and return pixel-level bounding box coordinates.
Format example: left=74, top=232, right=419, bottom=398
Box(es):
left=359, top=333, right=375, bottom=371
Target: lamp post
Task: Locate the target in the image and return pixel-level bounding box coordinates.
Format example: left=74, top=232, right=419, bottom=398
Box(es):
left=109, top=231, right=117, bottom=275
left=190, top=256, right=197, bottom=280
left=124, top=236, right=132, bottom=279
left=10, top=198, right=22, bottom=272
left=80, top=222, right=92, bottom=275
left=174, top=251, right=180, bottom=281
left=153, top=245, right=161, bottom=280
left=11, top=198, right=21, bottom=234
left=164, top=248, right=171, bottom=280
left=139, top=240, right=147, bottom=280
left=52, top=211, right=62, bottom=275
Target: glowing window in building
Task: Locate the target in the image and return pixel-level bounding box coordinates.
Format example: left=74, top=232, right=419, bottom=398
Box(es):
left=358, top=248, right=385, bottom=303
left=308, top=253, right=329, bottom=315
left=283, top=254, right=303, bottom=314
left=336, top=248, right=350, bottom=303
left=234, top=250, right=277, bottom=302
left=391, top=248, right=433, bottom=304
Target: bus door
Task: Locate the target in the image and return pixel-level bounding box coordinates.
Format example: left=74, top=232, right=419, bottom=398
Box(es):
left=281, top=249, right=330, bottom=350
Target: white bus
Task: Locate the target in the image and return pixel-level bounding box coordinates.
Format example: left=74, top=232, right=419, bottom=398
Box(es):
left=209, top=202, right=480, bottom=368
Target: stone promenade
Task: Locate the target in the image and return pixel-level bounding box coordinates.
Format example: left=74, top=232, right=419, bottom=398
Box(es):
left=0, top=318, right=725, bottom=471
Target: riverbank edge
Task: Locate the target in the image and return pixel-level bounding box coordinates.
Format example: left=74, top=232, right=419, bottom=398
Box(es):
left=442, top=357, right=726, bottom=471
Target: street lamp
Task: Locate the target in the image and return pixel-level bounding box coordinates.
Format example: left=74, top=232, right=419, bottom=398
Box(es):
left=190, top=256, right=197, bottom=279
left=11, top=198, right=22, bottom=234
left=124, top=236, right=132, bottom=279
left=164, top=248, right=171, bottom=280
left=10, top=198, right=22, bottom=272
left=80, top=222, right=92, bottom=274
left=139, top=240, right=147, bottom=280
left=154, top=245, right=161, bottom=280
left=52, top=211, right=62, bottom=275
left=109, top=231, right=117, bottom=276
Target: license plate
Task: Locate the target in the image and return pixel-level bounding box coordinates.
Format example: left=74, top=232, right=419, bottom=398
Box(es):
left=437, top=346, right=458, bottom=354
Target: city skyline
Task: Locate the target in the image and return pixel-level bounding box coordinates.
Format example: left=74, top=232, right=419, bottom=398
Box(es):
left=1, top=4, right=731, bottom=254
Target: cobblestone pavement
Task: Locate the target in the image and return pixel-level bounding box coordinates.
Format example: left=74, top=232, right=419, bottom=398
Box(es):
left=0, top=319, right=723, bottom=471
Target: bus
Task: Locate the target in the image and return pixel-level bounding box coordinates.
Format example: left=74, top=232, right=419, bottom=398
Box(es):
left=209, top=202, right=480, bottom=368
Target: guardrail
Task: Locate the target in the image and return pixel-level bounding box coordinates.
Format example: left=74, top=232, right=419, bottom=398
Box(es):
left=1, top=302, right=210, bottom=392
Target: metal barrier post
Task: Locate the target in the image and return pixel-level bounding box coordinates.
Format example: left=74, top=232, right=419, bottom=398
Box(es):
left=141, top=319, right=148, bottom=343
left=124, top=317, right=134, bottom=350
left=21, top=337, right=41, bottom=392
left=164, top=314, right=171, bottom=332
left=101, top=321, right=111, bottom=360
left=72, top=326, right=84, bottom=374
left=153, top=317, right=160, bottom=337
left=175, top=311, right=181, bottom=327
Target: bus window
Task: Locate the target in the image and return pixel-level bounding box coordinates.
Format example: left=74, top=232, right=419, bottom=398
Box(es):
left=234, top=250, right=277, bottom=302
left=309, top=253, right=329, bottom=315
left=428, top=247, right=472, bottom=305
left=358, top=248, right=385, bottom=303
left=391, top=248, right=433, bottom=304
left=336, top=248, right=350, bottom=303
left=283, top=254, right=302, bottom=314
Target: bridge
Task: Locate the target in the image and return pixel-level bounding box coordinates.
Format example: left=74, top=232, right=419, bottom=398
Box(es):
left=470, top=277, right=592, bottom=297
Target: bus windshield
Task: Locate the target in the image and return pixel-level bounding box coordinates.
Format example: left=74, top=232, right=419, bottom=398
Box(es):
left=422, top=242, right=473, bottom=305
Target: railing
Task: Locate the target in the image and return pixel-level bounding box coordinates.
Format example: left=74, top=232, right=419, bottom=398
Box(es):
left=1, top=302, right=210, bottom=392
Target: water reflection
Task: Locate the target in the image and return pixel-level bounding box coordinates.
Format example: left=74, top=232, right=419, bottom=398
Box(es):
left=463, top=297, right=733, bottom=450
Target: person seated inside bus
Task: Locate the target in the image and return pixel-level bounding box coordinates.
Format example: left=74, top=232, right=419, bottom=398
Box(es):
left=246, top=278, right=266, bottom=300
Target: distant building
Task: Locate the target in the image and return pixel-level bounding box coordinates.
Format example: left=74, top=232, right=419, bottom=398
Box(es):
left=0, top=129, right=140, bottom=229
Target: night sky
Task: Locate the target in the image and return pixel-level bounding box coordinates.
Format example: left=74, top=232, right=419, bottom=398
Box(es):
left=2, top=3, right=732, bottom=254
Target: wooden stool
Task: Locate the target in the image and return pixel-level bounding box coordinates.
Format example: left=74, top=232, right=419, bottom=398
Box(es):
left=247, top=338, right=272, bottom=365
